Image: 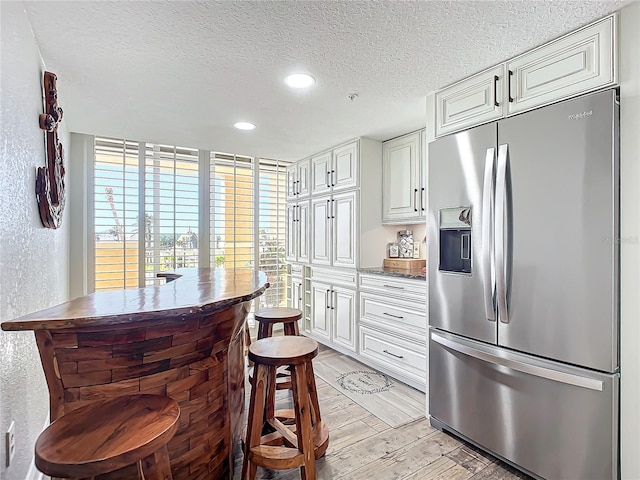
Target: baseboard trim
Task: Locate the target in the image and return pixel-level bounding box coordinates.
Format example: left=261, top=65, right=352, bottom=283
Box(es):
left=25, top=459, right=44, bottom=480
left=25, top=414, right=49, bottom=480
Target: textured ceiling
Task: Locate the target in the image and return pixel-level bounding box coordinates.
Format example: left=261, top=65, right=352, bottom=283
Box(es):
left=18, top=0, right=630, bottom=161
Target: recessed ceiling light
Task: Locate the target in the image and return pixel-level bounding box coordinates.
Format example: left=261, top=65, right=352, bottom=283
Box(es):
left=284, top=73, right=315, bottom=89
left=234, top=122, right=256, bottom=130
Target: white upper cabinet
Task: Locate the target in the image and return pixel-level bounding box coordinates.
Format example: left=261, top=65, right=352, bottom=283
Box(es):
left=434, top=14, right=617, bottom=137
left=310, top=141, right=359, bottom=196
left=331, top=142, right=358, bottom=192
left=435, top=65, right=505, bottom=137
left=507, top=15, right=616, bottom=116
left=285, top=201, right=309, bottom=263
left=331, top=191, right=357, bottom=268
left=311, top=151, right=332, bottom=196
left=382, top=131, right=426, bottom=224
left=310, top=190, right=357, bottom=269
left=286, top=158, right=310, bottom=201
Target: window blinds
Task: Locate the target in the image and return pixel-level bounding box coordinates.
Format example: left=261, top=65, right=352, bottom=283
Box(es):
left=94, top=137, right=140, bottom=291
left=93, top=138, right=290, bottom=305
left=144, top=144, right=199, bottom=286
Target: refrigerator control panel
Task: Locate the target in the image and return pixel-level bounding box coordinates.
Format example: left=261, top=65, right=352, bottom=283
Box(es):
left=439, top=207, right=472, bottom=274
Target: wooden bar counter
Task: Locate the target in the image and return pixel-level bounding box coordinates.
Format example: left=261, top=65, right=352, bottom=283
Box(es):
left=1, top=268, right=269, bottom=480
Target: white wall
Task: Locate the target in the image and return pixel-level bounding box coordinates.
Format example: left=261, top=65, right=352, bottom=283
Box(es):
left=0, top=3, right=71, bottom=479
left=618, top=3, right=640, bottom=479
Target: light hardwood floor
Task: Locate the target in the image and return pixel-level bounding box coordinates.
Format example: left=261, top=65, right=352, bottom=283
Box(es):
left=234, top=360, right=533, bottom=480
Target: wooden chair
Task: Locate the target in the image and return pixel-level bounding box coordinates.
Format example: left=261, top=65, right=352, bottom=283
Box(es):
left=242, top=336, right=329, bottom=480
left=35, top=394, right=179, bottom=480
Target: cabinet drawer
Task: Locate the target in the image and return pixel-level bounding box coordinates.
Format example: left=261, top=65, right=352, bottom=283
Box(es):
left=360, top=293, right=426, bottom=333
left=359, top=274, right=426, bottom=300
left=290, top=263, right=304, bottom=276
left=311, top=267, right=357, bottom=287
left=360, top=326, right=426, bottom=381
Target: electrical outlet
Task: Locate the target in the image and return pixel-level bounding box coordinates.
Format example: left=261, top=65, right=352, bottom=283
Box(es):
left=6, top=421, right=15, bottom=468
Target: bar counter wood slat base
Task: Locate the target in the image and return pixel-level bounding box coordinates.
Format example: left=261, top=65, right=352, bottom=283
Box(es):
left=1, top=269, right=269, bottom=480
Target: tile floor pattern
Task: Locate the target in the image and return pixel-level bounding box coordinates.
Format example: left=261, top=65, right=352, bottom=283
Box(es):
left=234, top=371, right=534, bottom=480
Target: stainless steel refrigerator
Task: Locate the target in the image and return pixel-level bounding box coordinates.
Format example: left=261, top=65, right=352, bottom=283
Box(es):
left=428, top=89, right=619, bottom=480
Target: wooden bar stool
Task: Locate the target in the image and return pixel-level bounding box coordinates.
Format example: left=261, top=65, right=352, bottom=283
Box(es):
left=249, top=307, right=303, bottom=389
left=35, top=394, right=179, bottom=480
left=255, top=307, right=303, bottom=339
left=242, top=336, right=329, bottom=480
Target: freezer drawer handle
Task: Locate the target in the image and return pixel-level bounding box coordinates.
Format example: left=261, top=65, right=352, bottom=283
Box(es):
left=383, top=349, right=404, bottom=359
left=431, top=332, right=604, bottom=392
left=383, top=312, right=404, bottom=319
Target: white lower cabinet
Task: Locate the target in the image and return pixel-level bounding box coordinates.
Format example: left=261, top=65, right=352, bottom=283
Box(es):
left=359, top=325, right=426, bottom=389
left=309, top=267, right=357, bottom=353
left=358, top=273, right=427, bottom=391
left=288, top=264, right=312, bottom=334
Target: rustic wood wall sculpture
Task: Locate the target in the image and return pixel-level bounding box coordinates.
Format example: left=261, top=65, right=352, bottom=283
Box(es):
left=36, top=71, right=66, bottom=228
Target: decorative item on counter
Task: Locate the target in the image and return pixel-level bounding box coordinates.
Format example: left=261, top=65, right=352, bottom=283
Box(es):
left=413, top=242, right=420, bottom=258
left=388, top=243, right=399, bottom=258
left=397, top=229, right=414, bottom=258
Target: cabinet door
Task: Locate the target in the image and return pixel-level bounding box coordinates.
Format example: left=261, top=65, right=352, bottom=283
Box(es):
left=297, top=201, right=310, bottom=263
left=382, top=132, right=420, bottom=223
left=310, top=281, right=331, bottom=341
left=311, top=151, right=332, bottom=196
left=310, top=197, right=331, bottom=266
left=286, top=164, right=298, bottom=200
left=420, top=129, right=427, bottom=217
left=507, top=15, right=615, bottom=116
left=332, top=191, right=356, bottom=268
left=285, top=203, right=297, bottom=262
left=435, top=64, right=505, bottom=137
left=332, top=286, right=356, bottom=352
left=332, top=141, right=358, bottom=192
left=291, top=278, right=303, bottom=311
left=297, top=160, right=310, bottom=198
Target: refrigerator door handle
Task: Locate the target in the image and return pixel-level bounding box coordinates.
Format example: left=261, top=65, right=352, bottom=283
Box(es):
left=482, top=148, right=496, bottom=322
left=431, top=332, right=605, bottom=392
left=495, top=144, right=509, bottom=324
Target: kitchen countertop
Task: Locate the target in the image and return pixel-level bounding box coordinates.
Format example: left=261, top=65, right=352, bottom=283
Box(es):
left=358, top=267, right=426, bottom=281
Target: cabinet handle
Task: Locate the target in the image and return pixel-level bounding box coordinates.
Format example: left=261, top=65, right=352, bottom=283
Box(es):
left=331, top=290, right=335, bottom=310
left=508, top=70, right=514, bottom=103
left=383, top=284, right=405, bottom=290
left=331, top=199, right=335, bottom=219
left=326, top=171, right=331, bottom=188
left=326, top=289, right=330, bottom=309
left=296, top=179, right=300, bottom=195
left=493, top=75, right=499, bottom=107
left=298, top=284, right=303, bottom=302
left=331, top=170, right=335, bottom=187
left=383, top=349, right=404, bottom=359
left=383, top=312, right=404, bottom=319
left=414, top=188, right=418, bottom=212
left=421, top=187, right=425, bottom=211
left=326, top=199, right=330, bottom=219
